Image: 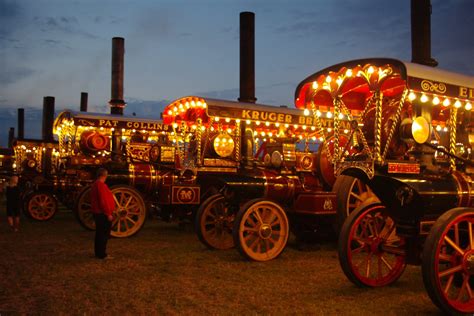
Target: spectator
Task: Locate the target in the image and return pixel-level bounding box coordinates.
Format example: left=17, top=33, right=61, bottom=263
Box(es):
left=6, top=175, right=20, bottom=232
left=90, top=168, right=115, bottom=259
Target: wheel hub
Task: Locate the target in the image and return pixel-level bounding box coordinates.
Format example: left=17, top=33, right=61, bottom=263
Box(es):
left=462, top=250, right=474, bottom=275
left=369, top=237, right=383, bottom=254
left=259, top=224, right=272, bottom=239
left=119, top=209, right=128, bottom=217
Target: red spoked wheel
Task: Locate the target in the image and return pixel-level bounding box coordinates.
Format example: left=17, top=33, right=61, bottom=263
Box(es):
left=110, top=185, right=147, bottom=238
left=25, top=191, right=58, bottom=221
left=195, top=194, right=235, bottom=250
left=233, top=199, right=289, bottom=262
left=338, top=202, right=406, bottom=287
left=422, top=208, right=474, bottom=315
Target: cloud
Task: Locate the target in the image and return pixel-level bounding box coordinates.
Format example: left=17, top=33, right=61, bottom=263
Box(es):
left=0, top=0, right=20, bottom=19
left=0, top=67, right=36, bottom=85
left=35, top=15, right=98, bottom=39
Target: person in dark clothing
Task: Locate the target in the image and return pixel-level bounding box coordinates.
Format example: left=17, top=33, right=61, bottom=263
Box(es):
left=6, top=175, right=20, bottom=232
left=90, top=168, right=116, bottom=259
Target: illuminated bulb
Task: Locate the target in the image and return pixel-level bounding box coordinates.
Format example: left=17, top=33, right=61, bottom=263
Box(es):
left=122, top=128, right=126, bottom=132
left=185, top=102, right=190, bottom=108
left=268, top=132, right=273, bottom=137
left=141, top=130, right=146, bottom=133
left=256, top=121, right=261, bottom=126
left=346, top=69, right=353, bottom=77
left=275, top=123, right=280, bottom=127
left=111, top=128, right=115, bottom=131
left=336, top=78, right=343, bottom=86
left=246, top=120, right=251, bottom=125
left=420, top=94, right=428, bottom=103
left=200, top=126, right=206, bottom=131
left=225, top=118, right=230, bottom=123
left=327, top=128, right=332, bottom=132
left=304, top=109, right=310, bottom=116
left=344, top=129, right=349, bottom=134
left=338, top=113, right=344, bottom=119
left=236, top=119, right=240, bottom=123
left=319, top=137, right=324, bottom=142
left=196, top=101, right=201, bottom=107
left=408, top=92, right=416, bottom=101
left=229, top=139, right=234, bottom=143
left=298, top=135, right=303, bottom=140
left=191, top=125, right=197, bottom=130
left=227, top=128, right=232, bottom=133
left=312, top=81, right=318, bottom=89
left=432, top=97, right=440, bottom=105
left=316, top=110, right=321, bottom=117
left=215, top=137, right=220, bottom=142
left=167, top=110, right=172, bottom=115
left=302, top=125, right=307, bottom=130
left=368, top=66, right=374, bottom=74
left=203, top=102, right=207, bottom=108
left=454, top=100, right=462, bottom=108
left=285, top=124, right=289, bottom=128
left=436, top=125, right=442, bottom=131
left=214, top=117, right=220, bottom=122
left=132, top=129, right=136, bottom=133
left=190, top=101, right=195, bottom=107
left=253, top=131, right=258, bottom=136
left=465, top=102, right=472, bottom=110
left=210, top=126, right=215, bottom=131
left=443, top=127, right=448, bottom=132
left=265, top=122, right=270, bottom=127
left=261, top=131, right=266, bottom=137
left=173, top=107, right=178, bottom=112
left=312, top=136, right=317, bottom=141
left=311, top=126, right=316, bottom=131
left=179, top=104, right=183, bottom=109
left=326, top=112, right=333, bottom=118
left=443, top=99, right=450, bottom=107
left=263, top=138, right=267, bottom=142
left=293, top=124, right=299, bottom=129
left=325, top=76, right=332, bottom=83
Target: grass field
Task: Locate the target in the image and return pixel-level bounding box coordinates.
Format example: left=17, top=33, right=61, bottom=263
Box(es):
left=0, top=210, right=441, bottom=315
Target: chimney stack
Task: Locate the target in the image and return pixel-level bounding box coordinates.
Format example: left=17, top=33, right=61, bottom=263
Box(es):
left=80, top=92, right=88, bottom=112
left=17, top=108, right=24, bottom=140
left=411, top=0, right=438, bottom=66
left=239, top=12, right=256, bottom=103
left=42, top=96, right=55, bottom=142
left=8, top=127, right=14, bottom=148
left=109, top=37, right=126, bottom=115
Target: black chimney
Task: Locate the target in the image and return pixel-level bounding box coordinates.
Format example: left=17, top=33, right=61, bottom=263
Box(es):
left=239, top=12, right=256, bottom=103
left=42, top=96, right=55, bottom=142
left=17, top=108, right=24, bottom=140
left=109, top=37, right=126, bottom=114
left=80, top=92, right=88, bottom=112
left=8, top=127, right=14, bottom=148
left=411, top=0, right=438, bottom=66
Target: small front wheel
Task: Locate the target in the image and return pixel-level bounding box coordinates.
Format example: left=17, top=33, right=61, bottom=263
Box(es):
left=338, top=201, right=406, bottom=287
left=25, top=191, right=58, bottom=221
left=233, top=199, right=289, bottom=262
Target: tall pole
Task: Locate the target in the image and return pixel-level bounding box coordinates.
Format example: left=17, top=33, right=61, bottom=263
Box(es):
left=411, top=0, right=438, bottom=66
left=80, top=92, right=88, bottom=112
left=17, top=108, right=24, bottom=140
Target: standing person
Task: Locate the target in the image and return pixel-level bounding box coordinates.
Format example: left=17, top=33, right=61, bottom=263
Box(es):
left=90, top=168, right=115, bottom=259
left=6, top=175, right=21, bottom=232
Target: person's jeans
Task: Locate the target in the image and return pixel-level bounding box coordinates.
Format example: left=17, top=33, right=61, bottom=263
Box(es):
left=93, top=213, right=112, bottom=259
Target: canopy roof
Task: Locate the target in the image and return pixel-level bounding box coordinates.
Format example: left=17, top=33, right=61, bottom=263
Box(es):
left=295, top=58, right=474, bottom=113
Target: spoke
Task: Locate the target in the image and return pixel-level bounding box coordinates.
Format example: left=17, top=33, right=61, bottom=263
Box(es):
left=438, top=252, right=452, bottom=262
left=444, top=274, right=454, bottom=294
left=351, top=245, right=366, bottom=255
left=469, top=222, right=473, bottom=250
left=438, top=265, right=463, bottom=278
left=455, top=223, right=460, bottom=247
left=126, top=216, right=136, bottom=225
left=350, top=192, right=364, bottom=202
left=243, top=227, right=259, bottom=233
left=380, top=254, right=393, bottom=270
left=365, top=252, right=372, bottom=278
left=466, top=280, right=473, bottom=299
left=456, top=276, right=468, bottom=301
left=265, top=239, right=271, bottom=252
left=253, top=208, right=264, bottom=224
left=444, top=235, right=465, bottom=256
left=113, top=194, right=121, bottom=206
left=380, top=224, right=395, bottom=240
left=124, top=195, right=134, bottom=208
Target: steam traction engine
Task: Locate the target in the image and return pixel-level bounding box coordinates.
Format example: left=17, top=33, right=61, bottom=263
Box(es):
left=295, top=58, right=474, bottom=314
left=163, top=96, right=368, bottom=261
left=53, top=110, right=200, bottom=237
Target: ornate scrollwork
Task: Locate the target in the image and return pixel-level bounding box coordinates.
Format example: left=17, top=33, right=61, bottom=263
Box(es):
left=77, top=119, right=95, bottom=127
left=421, top=80, right=447, bottom=94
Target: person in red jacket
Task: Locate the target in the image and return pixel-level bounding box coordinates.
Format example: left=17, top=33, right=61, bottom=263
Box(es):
left=90, top=168, right=116, bottom=259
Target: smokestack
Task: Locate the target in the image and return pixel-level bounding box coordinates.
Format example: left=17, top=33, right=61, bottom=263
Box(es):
left=411, top=0, right=438, bottom=66
left=42, top=96, right=55, bottom=142
left=239, top=12, right=256, bottom=103
left=80, top=92, right=88, bottom=112
left=8, top=127, right=14, bottom=148
left=17, top=108, right=24, bottom=140
left=109, top=37, right=126, bottom=115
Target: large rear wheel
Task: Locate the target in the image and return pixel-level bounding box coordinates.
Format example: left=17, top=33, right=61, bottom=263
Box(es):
left=74, top=186, right=95, bottom=230
left=195, top=193, right=235, bottom=250
left=422, top=208, right=474, bottom=315
left=233, top=199, right=289, bottom=262
left=338, top=202, right=406, bottom=287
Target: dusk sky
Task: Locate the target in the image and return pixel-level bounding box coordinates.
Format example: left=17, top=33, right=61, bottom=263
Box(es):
left=0, top=0, right=473, bottom=145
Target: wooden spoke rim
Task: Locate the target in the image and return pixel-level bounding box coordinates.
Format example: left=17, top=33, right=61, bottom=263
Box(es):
left=433, top=214, right=474, bottom=312
left=200, top=196, right=234, bottom=250
left=110, top=187, right=146, bottom=238
left=346, top=179, right=377, bottom=217
left=238, top=201, right=288, bottom=261
left=28, top=193, right=56, bottom=220
left=347, top=205, right=406, bottom=287
left=77, top=187, right=95, bottom=230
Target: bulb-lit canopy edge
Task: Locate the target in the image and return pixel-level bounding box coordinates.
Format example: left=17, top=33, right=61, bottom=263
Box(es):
left=294, top=58, right=474, bottom=116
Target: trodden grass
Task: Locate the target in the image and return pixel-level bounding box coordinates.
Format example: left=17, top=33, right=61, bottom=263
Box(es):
left=0, top=210, right=441, bottom=315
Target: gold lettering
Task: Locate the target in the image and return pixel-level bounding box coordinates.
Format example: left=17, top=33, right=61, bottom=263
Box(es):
left=261, top=112, right=268, bottom=120
left=285, top=115, right=292, bottom=123
left=470, top=88, right=474, bottom=98
left=112, top=120, right=118, bottom=127
left=99, top=120, right=105, bottom=126
left=298, top=117, right=306, bottom=125
left=126, top=122, right=132, bottom=128
left=460, top=87, right=468, bottom=98
left=268, top=113, right=276, bottom=121
left=242, top=110, right=251, bottom=119
left=133, top=122, right=140, bottom=129
left=252, top=111, right=259, bottom=119
left=277, top=113, right=284, bottom=122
